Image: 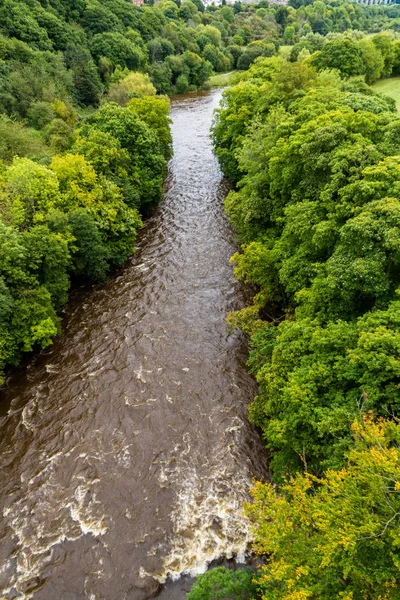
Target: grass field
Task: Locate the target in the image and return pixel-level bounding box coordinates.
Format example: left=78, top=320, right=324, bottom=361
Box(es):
left=206, top=71, right=238, bottom=88
left=371, top=77, right=400, bottom=111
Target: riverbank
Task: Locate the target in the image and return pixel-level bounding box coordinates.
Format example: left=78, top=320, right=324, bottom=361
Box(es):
left=206, top=71, right=238, bottom=88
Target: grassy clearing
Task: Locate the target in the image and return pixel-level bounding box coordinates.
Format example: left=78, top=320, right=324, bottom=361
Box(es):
left=279, top=44, right=292, bottom=59
left=206, top=71, right=238, bottom=88
left=371, top=76, right=400, bottom=111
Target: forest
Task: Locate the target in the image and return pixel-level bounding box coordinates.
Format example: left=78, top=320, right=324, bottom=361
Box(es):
left=1, top=0, right=400, bottom=596
left=189, top=15, right=400, bottom=600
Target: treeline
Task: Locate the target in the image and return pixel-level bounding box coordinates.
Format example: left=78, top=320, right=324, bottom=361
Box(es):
left=0, top=0, right=281, bottom=166
left=1, top=0, right=399, bottom=122
left=0, top=0, right=282, bottom=120
left=189, top=28, right=400, bottom=600
left=0, top=93, right=171, bottom=383
left=1, top=0, right=400, bottom=164
left=292, top=28, right=400, bottom=83
left=285, top=0, right=400, bottom=38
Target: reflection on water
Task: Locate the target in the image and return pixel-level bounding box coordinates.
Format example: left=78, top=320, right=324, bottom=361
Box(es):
left=0, top=90, right=267, bottom=600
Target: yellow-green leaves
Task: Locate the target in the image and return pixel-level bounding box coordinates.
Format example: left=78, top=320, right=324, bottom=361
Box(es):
left=248, top=417, right=400, bottom=600
left=0, top=158, right=60, bottom=229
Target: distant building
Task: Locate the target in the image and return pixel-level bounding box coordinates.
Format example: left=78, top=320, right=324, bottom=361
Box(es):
left=354, top=0, right=394, bottom=4
left=131, top=0, right=144, bottom=6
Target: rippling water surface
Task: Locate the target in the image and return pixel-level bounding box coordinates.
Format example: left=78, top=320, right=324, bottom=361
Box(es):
left=0, top=90, right=267, bottom=600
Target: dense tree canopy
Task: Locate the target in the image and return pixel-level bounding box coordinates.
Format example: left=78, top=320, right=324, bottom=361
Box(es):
left=0, top=77, right=171, bottom=384
left=213, top=55, right=400, bottom=475
left=209, top=24, right=400, bottom=600
left=0, top=0, right=398, bottom=133
left=248, top=417, right=400, bottom=599
left=187, top=567, right=258, bottom=600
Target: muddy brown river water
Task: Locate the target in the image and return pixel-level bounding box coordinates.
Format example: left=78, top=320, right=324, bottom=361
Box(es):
left=0, top=90, right=267, bottom=600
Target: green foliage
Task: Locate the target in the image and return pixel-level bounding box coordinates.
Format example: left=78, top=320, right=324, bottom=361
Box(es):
left=373, top=31, right=396, bottom=78
left=82, top=102, right=166, bottom=208
left=312, top=37, right=365, bottom=77
left=0, top=0, right=397, bottom=115
left=187, top=567, right=258, bottom=600
left=0, top=219, right=61, bottom=379
left=203, top=10, right=400, bottom=600
left=66, top=45, right=103, bottom=106
left=67, top=209, right=110, bottom=282
left=237, top=44, right=265, bottom=70
left=176, top=72, right=189, bottom=93
left=213, top=50, right=400, bottom=480
left=359, top=37, right=385, bottom=84
left=248, top=300, right=400, bottom=475
left=0, top=116, right=50, bottom=163
left=91, top=32, right=146, bottom=70
left=128, top=95, right=173, bottom=159
left=0, top=6, right=176, bottom=379
left=107, top=71, right=156, bottom=106
left=0, top=143, right=145, bottom=380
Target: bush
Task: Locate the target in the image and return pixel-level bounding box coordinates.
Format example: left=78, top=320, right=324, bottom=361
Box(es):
left=187, top=567, right=258, bottom=600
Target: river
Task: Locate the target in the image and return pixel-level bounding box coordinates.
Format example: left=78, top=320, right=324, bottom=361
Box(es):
left=0, top=90, right=267, bottom=600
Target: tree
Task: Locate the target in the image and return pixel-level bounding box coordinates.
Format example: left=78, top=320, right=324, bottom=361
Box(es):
left=373, top=32, right=396, bottom=78
left=147, top=37, right=174, bottom=63
left=72, top=129, right=130, bottom=181
left=81, top=102, right=166, bottom=207
left=237, top=44, right=264, bottom=70
left=0, top=116, right=49, bottom=163
left=226, top=44, right=243, bottom=68
left=283, top=25, right=295, bottom=44
left=358, top=37, right=384, bottom=84
left=213, top=58, right=400, bottom=479
left=312, top=37, right=365, bottom=77
left=212, top=77, right=266, bottom=182
left=91, top=32, right=146, bottom=70
left=0, top=221, right=60, bottom=379
left=107, top=72, right=156, bottom=106
left=289, top=32, right=324, bottom=61
left=160, top=0, right=179, bottom=20
left=147, top=62, right=173, bottom=94
left=0, top=157, right=60, bottom=230
left=68, top=209, right=110, bottom=282
left=127, top=95, right=172, bottom=159
left=22, top=223, right=71, bottom=308
left=187, top=567, right=258, bottom=600
left=49, top=153, right=142, bottom=263
left=0, top=0, right=51, bottom=50
left=248, top=416, right=400, bottom=600
left=66, top=45, right=103, bottom=106
left=247, top=298, right=400, bottom=476
left=81, top=2, right=123, bottom=34
left=202, top=42, right=219, bottom=70
left=275, top=5, right=289, bottom=30
left=191, top=0, right=204, bottom=13
left=226, top=101, right=399, bottom=317
left=181, top=50, right=212, bottom=87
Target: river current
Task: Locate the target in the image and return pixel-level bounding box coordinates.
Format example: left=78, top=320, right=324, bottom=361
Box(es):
left=0, top=90, right=267, bottom=599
